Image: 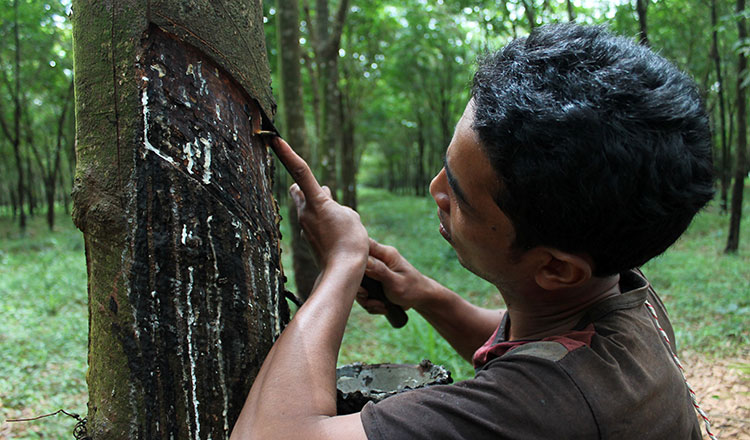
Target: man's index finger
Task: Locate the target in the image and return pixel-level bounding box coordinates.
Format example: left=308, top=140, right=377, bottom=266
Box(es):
left=270, top=137, right=324, bottom=199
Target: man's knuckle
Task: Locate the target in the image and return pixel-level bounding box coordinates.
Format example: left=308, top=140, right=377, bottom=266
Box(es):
left=290, top=165, right=308, bottom=181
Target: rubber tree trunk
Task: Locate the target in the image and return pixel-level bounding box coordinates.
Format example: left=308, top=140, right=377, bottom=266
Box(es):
left=521, top=0, right=537, bottom=29
left=566, top=0, right=575, bottom=22
left=277, top=0, right=318, bottom=300
left=314, top=0, right=349, bottom=198
left=636, top=0, right=650, bottom=47
left=711, top=0, right=730, bottom=213
left=727, top=0, right=747, bottom=253
left=71, top=1, right=287, bottom=438
left=26, top=155, right=36, bottom=217
left=340, top=95, right=357, bottom=210
left=12, top=0, right=26, bottom=231
left=416, top=111, right=426, bottom=197
left=32, top=79, right=72, bottom=231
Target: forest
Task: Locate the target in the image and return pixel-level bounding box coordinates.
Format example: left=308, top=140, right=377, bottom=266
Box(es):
left=0, top=0, right=748, bottom=439
left=0, top=0, right=748, bottom=246
left=268, top=0, right=750, bottom=254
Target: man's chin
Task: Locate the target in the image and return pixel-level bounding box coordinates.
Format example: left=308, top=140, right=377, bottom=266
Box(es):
left=455, top=253, right=495, bottom=284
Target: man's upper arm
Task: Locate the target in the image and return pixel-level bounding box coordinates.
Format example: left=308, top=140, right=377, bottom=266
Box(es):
left=231, top=410, right=367, bottom=440
left=317, top=413, right=369, bottom=440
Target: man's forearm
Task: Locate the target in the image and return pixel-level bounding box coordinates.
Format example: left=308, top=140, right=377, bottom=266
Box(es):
left=230, top=259, right=364, bottom=440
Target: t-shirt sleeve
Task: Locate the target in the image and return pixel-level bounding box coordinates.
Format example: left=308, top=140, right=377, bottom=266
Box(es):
left=360, top=354, right=599, bottom=440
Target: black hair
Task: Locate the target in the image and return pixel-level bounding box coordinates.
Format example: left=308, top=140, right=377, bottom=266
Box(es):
left=471, top=24, right=714, bottom=276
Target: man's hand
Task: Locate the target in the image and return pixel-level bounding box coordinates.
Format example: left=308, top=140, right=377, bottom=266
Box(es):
left=274, top=137, right=368, bottom=272
left=358, top=238, right=503, bottom=362
left=356, top=238, right=435, bottom=314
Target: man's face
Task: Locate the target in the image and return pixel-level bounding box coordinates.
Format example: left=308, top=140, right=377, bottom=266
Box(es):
left=429, top=101, right=533, bottom=291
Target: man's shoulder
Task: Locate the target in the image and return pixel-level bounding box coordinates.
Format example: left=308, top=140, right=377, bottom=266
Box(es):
left=362, top=352, right=595, bottom=440
left=361, top=271, right=701, bottom=440
left=496, top=340, right=570, bottom=361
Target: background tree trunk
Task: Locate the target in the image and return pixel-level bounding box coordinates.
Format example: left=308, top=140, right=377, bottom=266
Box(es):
left=711, top=0, right=730, bottom=213
left=11, top=0, right=25, bottom=230
left=636, top=0, right=650, bottom=47
left=28, top=79, right=73, bottom=230
left=340, top=88, right=357, bottom=209
left=26, top=154, right=35, bottom=217
left=313, top=0, right=349, bottom=198
left=277, top=0, right=319, bottom=300
left=727, top=0, right=747, bottom=252
left=416, top=111, right=427, bottom=197
left=567, top=0, right=576, bottom=22
left=521, top=0, right=537, bottom=29
left=10, top=186, right=18, bottom=220
left=71, top=1, right=287, bottom=438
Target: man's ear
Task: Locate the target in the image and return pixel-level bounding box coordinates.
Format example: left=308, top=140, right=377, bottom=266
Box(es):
left=533, top=248, right=593, bottom=290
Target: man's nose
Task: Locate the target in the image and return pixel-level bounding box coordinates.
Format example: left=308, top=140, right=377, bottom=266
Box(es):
left=429, top=169, right=450, bottom=213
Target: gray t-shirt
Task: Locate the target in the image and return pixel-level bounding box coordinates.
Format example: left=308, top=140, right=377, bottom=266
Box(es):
left=360, top=270, right=701, bottom=439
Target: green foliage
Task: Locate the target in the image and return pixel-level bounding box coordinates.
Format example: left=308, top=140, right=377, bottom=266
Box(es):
left=4, top=0, right=748, bottom=238
left=0, top=212, right=87, bottom=438
left=0, top=0, right=75, bottom=222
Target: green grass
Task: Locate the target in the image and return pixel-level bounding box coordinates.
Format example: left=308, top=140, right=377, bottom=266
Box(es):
left=0, top=212, right=88, bottom=439
left=641, top=199, right=750, bottom=356
left=1, top=186, right=748, bottom=437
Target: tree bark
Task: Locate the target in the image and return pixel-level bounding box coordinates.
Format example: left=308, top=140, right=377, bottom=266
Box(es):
left=636, top=0, right=650, bottom=47
left=11, top=0, right=25, bottom=230
left=711, top=0, right=730, bottom=213
left=277, top=0, right=318, bottom=300
left=10, top=186, right=18, bottom=219
left=566, top=0, right=575, bottom=22
left=727, top=0, right=747, bottom=252
left=520, top=0, right=537, bottom=29
left=71, top=1, right=287, bottom=438
left=312, top=0, right=349, bottom=198
left=60, top=161, right=69, bottom=215
left=26, top=153, right=35, bottom=217
left=416, top=110, right=426, bottom=197
left=340, top=87, right=357, bottom=209
left=338, top=34, right=359, bottom=209
left=302, top=0, right=321, bottom=164
left=28, top=79, right=74, bottom=230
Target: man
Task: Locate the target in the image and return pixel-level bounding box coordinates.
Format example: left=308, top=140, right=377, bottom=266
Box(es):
left=230, top=24, right=714, bottom=439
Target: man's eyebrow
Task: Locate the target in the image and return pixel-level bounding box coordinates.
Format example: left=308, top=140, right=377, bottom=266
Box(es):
left=443, top=155, right=472, bottom=210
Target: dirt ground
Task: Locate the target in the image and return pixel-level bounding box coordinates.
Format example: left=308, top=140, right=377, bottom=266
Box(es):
left=682, top=353, right=750, bottom=440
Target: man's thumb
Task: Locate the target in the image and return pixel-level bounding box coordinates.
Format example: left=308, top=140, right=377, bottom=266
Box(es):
left=365, top=256, right=390, bottom=282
